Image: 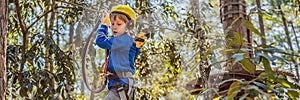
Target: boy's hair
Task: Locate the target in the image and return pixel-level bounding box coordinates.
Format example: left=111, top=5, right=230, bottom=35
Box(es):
left=110, top=12, right=134, bottom=29
left=110, top=13, right=129, bottom=24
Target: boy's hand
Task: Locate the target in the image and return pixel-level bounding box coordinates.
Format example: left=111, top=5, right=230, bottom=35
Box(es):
left=102, top=13, right=110, bottom=27
left=135, top=32, right=147, bottom=48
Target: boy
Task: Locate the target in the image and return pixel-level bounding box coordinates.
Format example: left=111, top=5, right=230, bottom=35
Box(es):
left=95, top=4, right=142, bottom=100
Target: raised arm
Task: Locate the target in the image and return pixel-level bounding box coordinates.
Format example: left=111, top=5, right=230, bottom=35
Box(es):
left=96, top=25, right=113, bottom=49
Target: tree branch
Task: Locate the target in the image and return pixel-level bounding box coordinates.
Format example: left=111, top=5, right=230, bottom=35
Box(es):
left=14, top=0, right=27, bottom=33
left=276, top=0, right=300, bottom=80
left=289, top=22, right=300, bottom=53
left=49, top=0, right=56, bottom=89
left=68, top=22, right=74, bottom=51
left=26, top=9, right=53, bottom=31
left=49, top=1, right=56, bottom=34
left=26, top=5, right=77, bottom=31
left=15, top=0, right=28, bottom=79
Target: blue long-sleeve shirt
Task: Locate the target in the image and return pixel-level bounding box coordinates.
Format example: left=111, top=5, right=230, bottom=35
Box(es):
left=95, top=25, right=141, bottom=89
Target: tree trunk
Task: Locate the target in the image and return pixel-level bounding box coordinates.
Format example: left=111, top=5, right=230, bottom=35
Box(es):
left=256, top=0, right=266, bottom=45
left=220, top=0, right=252, bottom=73
left=14, top=0, right=28, bottom=76
left=66, top=22, right=75, bottom=100
left=45, top=0, right=56, bottom=97
left=74, top=10, right=86, bottom=96
left=46, top=0, right=56, bottom=72
left=75, top=16, right=85, bottom=97
left=189, top=0, right=211, bottom=99
left=15, top=2, right=28, bottom=97
left=69, top=23, right=74, bottom=51
left=189, top=0, right=208, bottom=79
left=0, top=0, right=8, bottom=99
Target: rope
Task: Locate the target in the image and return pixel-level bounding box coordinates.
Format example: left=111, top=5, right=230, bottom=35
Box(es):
left=81, top=14, right=106, bottom=93
left=58, top=0, right=108, bottom=93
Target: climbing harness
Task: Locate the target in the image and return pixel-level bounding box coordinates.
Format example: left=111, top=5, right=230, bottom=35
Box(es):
left=105, top=71, right=134, bottom=100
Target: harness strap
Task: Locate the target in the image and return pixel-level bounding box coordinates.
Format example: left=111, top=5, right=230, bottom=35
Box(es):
left=106, top=72, right=133, bottom=100
left=104, top=50, right=109, bottom=74
left=118, top=86, right=129, bottom=100
left=127, top=77, right=134, bottom=97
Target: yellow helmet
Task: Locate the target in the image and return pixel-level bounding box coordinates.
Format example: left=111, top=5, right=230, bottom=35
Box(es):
left=111, top=5, right=136, bottom=28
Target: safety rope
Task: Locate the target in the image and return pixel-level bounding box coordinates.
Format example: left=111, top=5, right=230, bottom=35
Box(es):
left=81, top=14, right=107, bottom=93
left=58, top=0, right=109, bottom=93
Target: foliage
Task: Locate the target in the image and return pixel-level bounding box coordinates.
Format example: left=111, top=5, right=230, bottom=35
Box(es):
left=134, top=39, right=182, bottom=99
left=5, top=0, right=300, bottom=99
left=7, top=37, right=76, bottom=99
left=217, top=44, right=300, bottom=99
left=6, top=0, right=85, bottom=99
left=217, top=0, right=300, bottom=98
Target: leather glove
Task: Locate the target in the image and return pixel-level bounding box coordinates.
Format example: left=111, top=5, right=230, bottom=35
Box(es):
left=102, top=13, right=110, bottom=27
left=135, top=32, right=147, bottom=48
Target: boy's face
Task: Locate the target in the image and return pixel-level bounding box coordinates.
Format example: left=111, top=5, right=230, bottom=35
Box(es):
left=111, top=16, right=127, bottom=36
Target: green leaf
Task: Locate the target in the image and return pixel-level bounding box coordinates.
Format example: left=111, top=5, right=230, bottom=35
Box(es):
left=287, top=90, right=299, bottom=100
left=227, top=39, right=235, bottom=47
left=261, top=56, right=274, bottom=79
left=228, top=82, right=241, bottom=100
left=232, top=53, right=244, bottom=64
left=233, top=32, right=243, bottom=45
left=171, top=15, right=176, bottom=22
left=244, top=20, right=265, bottom=39
left=239, top=93, right=248, bottom=100
left=297, top=20, right=300, bottom=24
left=253, top=82, right=279, bottom=93
left=263, top=48, right=284, bottom=53
left=278, top=79, right=291, bottom=88
left=272, top=55, right=289, bottom=64
left=256, top=12, right=277, bottom=22
left=230, top=16, right=242, bottom=26
left=258, top=72, right=268, bottom=78
left=262, top=14, right=277, bottom=22
left=239, top=59, right=255, bottom=74
left=165, top=58, right=171, bottom=68
left=247, top=85, right=270, bottom=96
left=29, top=65, right=34, bottom=71
left=219, top=79, right=245, bottom=85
